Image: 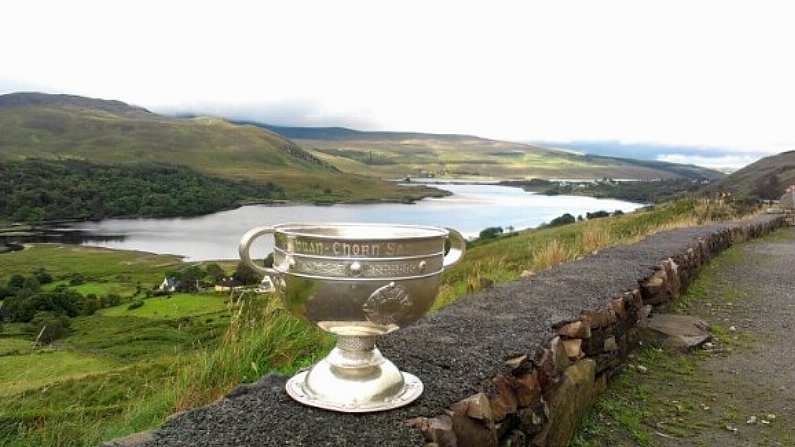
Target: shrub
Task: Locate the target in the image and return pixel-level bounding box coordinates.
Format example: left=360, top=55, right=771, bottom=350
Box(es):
left=233, top=261, right=263, bottom=286
left=7, top=274, right=26, bottom=290
left=127, top=300, right=145, bottom=311
left=548, top=213, right=576, bottom=227
left=103, top=294, right=122, bottom=307
left=479, top=227, right=504, bottom=240
left=32, top=268, right=53, bottom=285
left=586, top=210, right=610, bottom=220
left=68, top=273, right=86, bottom=286
left=204, top=263, right=226, bottom=282
left=30, top=311, right=71, bottom=344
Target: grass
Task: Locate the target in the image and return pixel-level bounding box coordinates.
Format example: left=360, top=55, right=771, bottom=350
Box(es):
left=433, top=199, right=726, bottom=310
left=571, top=347, right=704, bottom=447
left=0, top=337, right=34, bottom=355
left=100, top=294, right=227, bottom=319
left=70, top=282, right=135, bottom=297
left=0, top=350, right=119, bottom=397
left=0, top=244, right=183, bottom=286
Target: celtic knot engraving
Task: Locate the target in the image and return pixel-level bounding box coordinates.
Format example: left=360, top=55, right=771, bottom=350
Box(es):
left=362, top=282, right=412, bottom=326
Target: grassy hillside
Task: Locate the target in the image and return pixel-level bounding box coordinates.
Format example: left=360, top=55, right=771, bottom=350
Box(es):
left=0, top=93, right=441, bottom=204
left=253, top=124, right=724, bottom=181
left=706, top=150, right=795, bottom=199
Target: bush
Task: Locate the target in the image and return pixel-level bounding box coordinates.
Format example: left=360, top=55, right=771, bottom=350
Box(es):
left=479, top=227, right=504, bottom=240
left=68, top=273, right=86, bottom=286
left=233, top=261, right=263, bottom=286
left=127, top=300, right=145, bottom=310
left=548, top=213, right=576, bottom=227
left=204, top=263, right=226, bottom=282
left=7, top=274, right=26, bottom=290
left=32, top=268, right=53, bottom=285
left=30, top=311, right=71, bottom=344
left=103, top=294, right=122, bottom=308
left=612, top=210, right=624, bottom=216
left=586, top=210, right=610, bottom=220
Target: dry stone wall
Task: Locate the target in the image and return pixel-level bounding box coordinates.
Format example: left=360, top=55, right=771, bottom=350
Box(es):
left=126, top=215, right=784, bottom=447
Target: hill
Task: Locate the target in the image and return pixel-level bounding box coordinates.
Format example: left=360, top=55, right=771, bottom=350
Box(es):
left=706, top=150, right=795, bottom=200
left=0, top=92, right=440, bottom=204
left=250, top=123, right=724, bottom=181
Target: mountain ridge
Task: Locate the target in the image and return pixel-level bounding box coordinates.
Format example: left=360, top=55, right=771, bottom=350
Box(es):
left=241, top=122, right=725, bottom=181
left=707, top=150, right=795, bottom=199
left=0, top=92, right=439, bottom=203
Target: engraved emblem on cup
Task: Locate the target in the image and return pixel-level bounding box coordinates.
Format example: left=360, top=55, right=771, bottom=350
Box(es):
left=238, top=223, right=466, bottom=412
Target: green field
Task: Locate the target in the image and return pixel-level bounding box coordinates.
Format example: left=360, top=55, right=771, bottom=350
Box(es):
left=0, top=350, right=119, bottom=397
left=0, top=244, right=182, bottom=286
left=100, top=294, right=227, bottom=319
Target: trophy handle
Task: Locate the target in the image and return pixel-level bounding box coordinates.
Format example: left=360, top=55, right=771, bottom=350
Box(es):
left=238, top=226, right=280, bottom=277
left=443, top=228, right=466, bottom=269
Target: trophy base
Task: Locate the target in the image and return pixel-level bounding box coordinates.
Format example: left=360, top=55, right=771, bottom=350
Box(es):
left=284, top=335, right=423, bottom=412
left=286, top=370, right=423, bottom=413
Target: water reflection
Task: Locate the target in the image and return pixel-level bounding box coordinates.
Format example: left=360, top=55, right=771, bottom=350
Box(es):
left=63, top=184, right=642, bottom=261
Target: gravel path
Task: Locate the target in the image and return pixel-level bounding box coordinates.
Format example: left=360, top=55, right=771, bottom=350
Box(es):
left=136, top=217, right=781, bottom=447
left=576, top=227, right=795, bottom=446
left=658, top=228, right=795, bottom=446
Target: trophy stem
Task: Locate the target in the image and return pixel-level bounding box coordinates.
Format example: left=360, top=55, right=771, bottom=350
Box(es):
left=336, top=334, right=376, bottom=351
left=325, top=334, right=382, bottom=370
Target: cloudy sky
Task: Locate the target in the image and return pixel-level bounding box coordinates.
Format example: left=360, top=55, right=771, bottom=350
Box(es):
left=2, top=1, right=793, bottom=169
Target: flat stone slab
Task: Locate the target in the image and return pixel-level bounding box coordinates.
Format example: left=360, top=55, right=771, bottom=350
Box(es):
left=134, top=216, right=780, bottom=447
left=638, top=313, right=711, bottom=352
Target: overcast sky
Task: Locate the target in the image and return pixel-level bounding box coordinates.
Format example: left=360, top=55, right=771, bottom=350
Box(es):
left=2, top=1, right=793, bottom=169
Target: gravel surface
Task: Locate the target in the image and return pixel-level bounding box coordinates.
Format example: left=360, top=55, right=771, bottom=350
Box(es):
left=656, top=227, right=795, bottom=446
left=140, top=217, right=780, bottom=447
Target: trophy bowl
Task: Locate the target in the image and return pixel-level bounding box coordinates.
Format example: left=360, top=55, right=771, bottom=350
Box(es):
left=238, top=223, right=466, bottom=412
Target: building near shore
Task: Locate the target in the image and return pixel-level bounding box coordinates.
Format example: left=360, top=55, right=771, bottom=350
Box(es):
left=782, top=186, right=795, bottom=226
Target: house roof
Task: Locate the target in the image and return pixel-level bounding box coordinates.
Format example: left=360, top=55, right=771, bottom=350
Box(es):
left=218, top=278, right=242, bottom=287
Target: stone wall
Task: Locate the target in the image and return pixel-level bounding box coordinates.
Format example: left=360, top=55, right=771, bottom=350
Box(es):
left=127, top=215, right=785, bottom=447
left=410, top=216, right=784, bottom=447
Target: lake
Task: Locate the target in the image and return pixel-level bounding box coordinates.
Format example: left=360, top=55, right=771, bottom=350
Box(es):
left=66, top=184, right=643, bottom=261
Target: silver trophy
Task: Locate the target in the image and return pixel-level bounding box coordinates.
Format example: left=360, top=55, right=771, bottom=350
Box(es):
left=239, top=223, right=465, bottom=412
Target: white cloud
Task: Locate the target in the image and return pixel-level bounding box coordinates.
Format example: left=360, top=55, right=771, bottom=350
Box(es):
left=1, top=0, right=794, bottom=153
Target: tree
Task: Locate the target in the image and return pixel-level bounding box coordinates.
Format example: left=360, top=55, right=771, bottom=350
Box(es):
left=204, top=263, right=225, bottom=283
left=233, top=261, right=262, bottom=285
left=30, top=311, right=71, bottom=344
left=549, top=213, right=576, bottom=227
left=177, top=265, right=204, bottom=292
left=479, top=227, right=504, bottom=240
